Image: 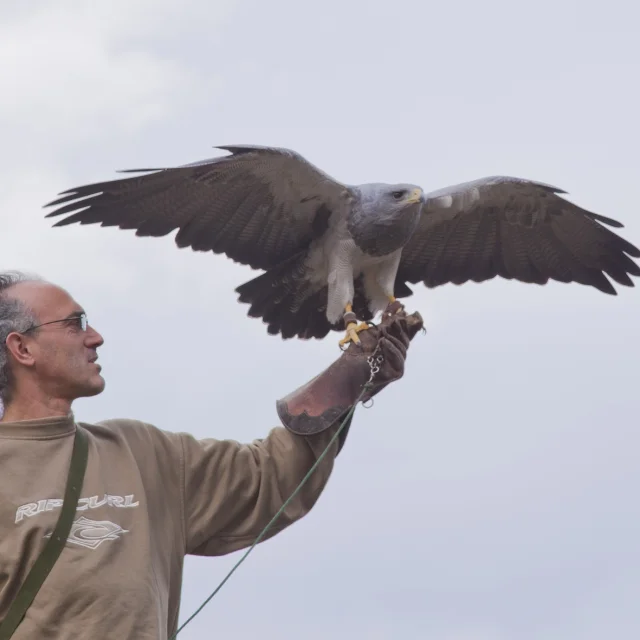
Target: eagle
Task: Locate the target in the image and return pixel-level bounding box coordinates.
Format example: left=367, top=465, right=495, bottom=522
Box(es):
left=44, top=144, right=640, bottom=346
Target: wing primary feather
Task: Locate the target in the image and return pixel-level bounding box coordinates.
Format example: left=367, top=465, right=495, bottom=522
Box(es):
left=398, top=177, right=639, bottom=295
left=44, top=144, right=348, bottom=274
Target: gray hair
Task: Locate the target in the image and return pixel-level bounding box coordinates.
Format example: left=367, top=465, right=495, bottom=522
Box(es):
left=0, top=271, right=44, bottom=404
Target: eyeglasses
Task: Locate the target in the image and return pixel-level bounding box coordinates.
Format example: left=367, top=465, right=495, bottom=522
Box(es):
left=24, top=312, right=88, bottom=334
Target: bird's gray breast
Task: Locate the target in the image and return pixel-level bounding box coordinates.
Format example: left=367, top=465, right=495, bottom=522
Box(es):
left=347, top=204, right=422, bottom=257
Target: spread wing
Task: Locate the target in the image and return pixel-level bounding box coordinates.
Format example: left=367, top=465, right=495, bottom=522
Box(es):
left=396, top=176, right=640, bottom=294
left=44, top=145, right=349, bottom=271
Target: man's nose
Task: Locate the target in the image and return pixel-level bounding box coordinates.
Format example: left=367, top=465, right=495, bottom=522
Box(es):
left=85, top=325, right=104, bottom=347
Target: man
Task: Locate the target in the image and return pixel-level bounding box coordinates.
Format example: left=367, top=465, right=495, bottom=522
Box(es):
left=0, top=270, right=422, bottom=639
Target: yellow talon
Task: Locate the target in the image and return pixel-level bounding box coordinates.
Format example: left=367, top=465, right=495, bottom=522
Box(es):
left=339, top=322, right=360, bottom=346
left=339, top=303, right=371, bottom=347
left=338, top=321, right=369, bottom=347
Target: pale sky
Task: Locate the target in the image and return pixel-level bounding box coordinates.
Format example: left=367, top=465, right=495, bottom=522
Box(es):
left=2, top=1, right=640, bottom=638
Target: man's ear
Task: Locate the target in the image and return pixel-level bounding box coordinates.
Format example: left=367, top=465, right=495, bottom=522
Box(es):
left=5, top=332, right=36, bottom=368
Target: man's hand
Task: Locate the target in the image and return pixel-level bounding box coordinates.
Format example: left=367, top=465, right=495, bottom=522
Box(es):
left=276, top=306, right=424, bottom=440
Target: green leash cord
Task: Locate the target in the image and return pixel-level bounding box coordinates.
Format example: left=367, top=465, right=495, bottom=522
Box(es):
left=170, top=360, right=380, bottom=639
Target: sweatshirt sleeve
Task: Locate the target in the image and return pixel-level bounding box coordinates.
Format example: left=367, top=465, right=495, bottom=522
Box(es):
left=178, top=424, right=342, bottom=556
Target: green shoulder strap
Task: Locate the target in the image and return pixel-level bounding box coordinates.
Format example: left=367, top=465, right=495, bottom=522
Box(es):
left=0, top=425, right=89, bottom=639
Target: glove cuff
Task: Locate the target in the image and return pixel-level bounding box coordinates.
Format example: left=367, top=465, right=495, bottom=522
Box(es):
left=276, top=309, right=424, bottom=441
left=275, top=350, right=374, bottom=437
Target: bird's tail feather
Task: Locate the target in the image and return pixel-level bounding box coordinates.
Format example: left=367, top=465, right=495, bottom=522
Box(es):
left=235, top=252, right=375, bottom=340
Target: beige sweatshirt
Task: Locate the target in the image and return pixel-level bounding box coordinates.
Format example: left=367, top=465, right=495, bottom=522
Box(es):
left=0, top=414, right=341, bottom=639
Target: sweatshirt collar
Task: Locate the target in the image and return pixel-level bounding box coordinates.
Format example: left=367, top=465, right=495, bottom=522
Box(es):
left=0, top=413, right=76, bottom=440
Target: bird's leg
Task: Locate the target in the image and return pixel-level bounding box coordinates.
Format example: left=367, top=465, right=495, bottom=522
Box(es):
left=338, top=304, right=369, bottom=347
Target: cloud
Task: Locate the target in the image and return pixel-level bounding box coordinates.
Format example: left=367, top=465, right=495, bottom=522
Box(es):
left=0, top=0, right=237, bottom=177
left=0, top=0, right=235, bottom=291
left=2, top=1, right=640, bottom=638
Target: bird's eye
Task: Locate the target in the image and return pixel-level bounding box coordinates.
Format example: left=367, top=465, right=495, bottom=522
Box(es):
left=392, top=191, right=405, bottom=200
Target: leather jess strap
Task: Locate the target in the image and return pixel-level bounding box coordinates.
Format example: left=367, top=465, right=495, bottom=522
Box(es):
left=0, top=426, right=89, bottom=639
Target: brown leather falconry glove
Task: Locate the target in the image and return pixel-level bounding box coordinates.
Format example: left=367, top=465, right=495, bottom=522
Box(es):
left=276, top=303, right=424, bottom=452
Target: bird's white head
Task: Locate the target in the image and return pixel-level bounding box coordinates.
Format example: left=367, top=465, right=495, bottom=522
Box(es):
left=359, top=183, right=424, bottom=215
left=389, top=184, right=424, bottom=206
left=358, top=183, right=425, bottom=214
left=349, top=183, right=425, bottom=257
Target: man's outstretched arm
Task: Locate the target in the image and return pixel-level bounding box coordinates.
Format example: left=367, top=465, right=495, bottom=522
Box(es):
left=180, top=309, right=424, bottom=557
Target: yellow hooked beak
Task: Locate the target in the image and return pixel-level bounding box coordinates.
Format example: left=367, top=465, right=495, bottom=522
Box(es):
left=405, top=187, right=423, bottom=204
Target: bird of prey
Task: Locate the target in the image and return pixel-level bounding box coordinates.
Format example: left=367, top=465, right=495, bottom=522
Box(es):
left=44, top=144, right=640, bottom=346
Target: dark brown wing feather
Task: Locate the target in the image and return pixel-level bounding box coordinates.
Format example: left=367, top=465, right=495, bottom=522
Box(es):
left=397, top=176, right=640, bottom=294
left=235, top=254, right=374, bottom=340
left=44, top=145, right=348, bottom=271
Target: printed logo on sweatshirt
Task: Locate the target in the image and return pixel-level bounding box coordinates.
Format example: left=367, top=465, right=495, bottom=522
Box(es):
left=14, top=493, right=140, bottom=523
left=44, top=516, right=129, bottom=550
